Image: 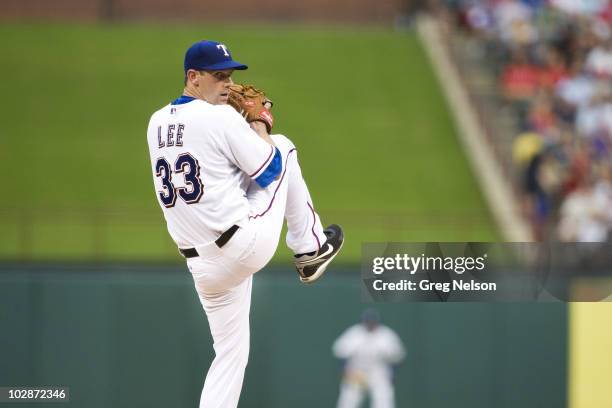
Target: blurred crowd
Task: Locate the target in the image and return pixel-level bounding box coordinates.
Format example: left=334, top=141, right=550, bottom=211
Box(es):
left=437, top=0, right=612, bottom=242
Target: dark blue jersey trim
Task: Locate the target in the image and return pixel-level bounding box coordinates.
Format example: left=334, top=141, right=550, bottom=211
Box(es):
left=171, top=95, right=196, bottom=105
left=255, top=147, right=282, bottom=188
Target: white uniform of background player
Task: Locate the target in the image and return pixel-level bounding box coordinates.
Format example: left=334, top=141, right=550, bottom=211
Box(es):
left=146, top=40, right=343, bottom=408
left=333, top=310, right=405, bottom=408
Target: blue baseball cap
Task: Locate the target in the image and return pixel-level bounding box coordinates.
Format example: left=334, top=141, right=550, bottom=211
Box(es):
left=184, top=40, right=248, bottom=72
left=361, top=309, right=380, bottom=324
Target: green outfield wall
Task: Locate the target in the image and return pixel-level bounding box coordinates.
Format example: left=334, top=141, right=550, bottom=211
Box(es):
left=0, top=263, right=566, bottom=408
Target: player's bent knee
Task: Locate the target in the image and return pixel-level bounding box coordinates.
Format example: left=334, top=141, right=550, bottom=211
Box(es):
left=270, top=134, right=296, bottom=153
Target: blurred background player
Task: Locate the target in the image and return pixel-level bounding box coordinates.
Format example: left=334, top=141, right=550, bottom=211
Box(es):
left=332, top=309, right=406, bottom=408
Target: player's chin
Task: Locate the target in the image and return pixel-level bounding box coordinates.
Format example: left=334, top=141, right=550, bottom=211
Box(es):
left=219, top=93, right=229, bottom=104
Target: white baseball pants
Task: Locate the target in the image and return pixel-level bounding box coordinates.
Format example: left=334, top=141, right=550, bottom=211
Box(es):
left=337, top=371, right=396, bottom=408
left=186, top=134, right=326, bottom=408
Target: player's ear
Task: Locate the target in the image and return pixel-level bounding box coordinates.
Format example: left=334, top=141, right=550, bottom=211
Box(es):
left=186, top=69, right=199, bottom=86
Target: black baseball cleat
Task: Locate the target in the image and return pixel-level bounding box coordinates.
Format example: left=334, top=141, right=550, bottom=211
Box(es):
left=294, top=224, right=344, bottom=284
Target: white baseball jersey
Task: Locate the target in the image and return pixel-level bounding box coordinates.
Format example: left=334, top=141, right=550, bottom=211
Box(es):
left=333, top=324, right=406, bottom=374
left=146, top=96, right=281, bottom=248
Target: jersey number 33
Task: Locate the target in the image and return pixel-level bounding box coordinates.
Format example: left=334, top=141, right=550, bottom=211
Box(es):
left=155, top=153, right=203, bottom=208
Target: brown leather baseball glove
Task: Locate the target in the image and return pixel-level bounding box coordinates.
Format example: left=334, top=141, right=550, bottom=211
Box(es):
left=227, top=84, right=274, bottom=133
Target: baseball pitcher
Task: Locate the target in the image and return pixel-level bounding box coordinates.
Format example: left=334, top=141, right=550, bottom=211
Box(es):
left=146, top=40, right=344, bottom=408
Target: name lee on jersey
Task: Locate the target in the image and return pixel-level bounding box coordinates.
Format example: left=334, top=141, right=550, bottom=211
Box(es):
left=158, top=124, right=185, bottom=148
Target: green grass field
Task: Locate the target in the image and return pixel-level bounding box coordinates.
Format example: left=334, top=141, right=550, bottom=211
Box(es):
left=0, top=22, right=497, bottom=262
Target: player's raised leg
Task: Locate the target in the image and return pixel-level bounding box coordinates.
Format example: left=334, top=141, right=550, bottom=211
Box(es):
left=280, top=135, right=344, bottom=283
left=245, top=134, right=344, bottom=282
left=280, top=136, right=326, bottom=255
